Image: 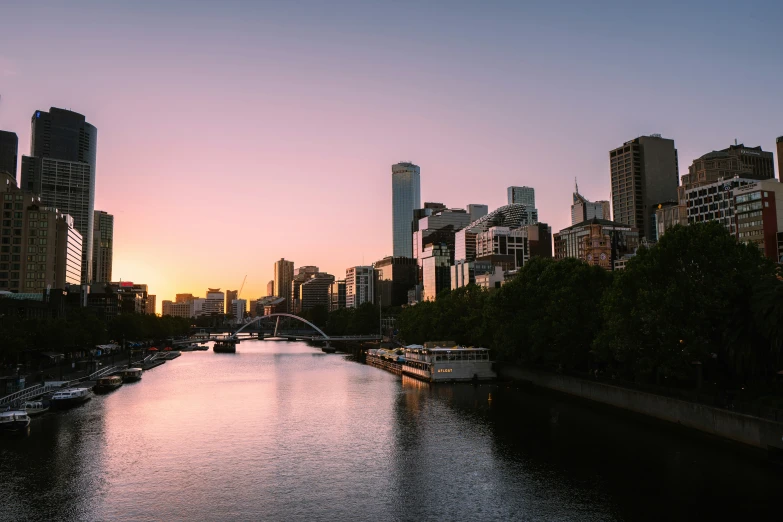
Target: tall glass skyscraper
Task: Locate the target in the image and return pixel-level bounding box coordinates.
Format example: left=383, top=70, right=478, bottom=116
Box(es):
left=392, top=162, right=421, bottom=258
left=21, top=108, right=98, bottom=284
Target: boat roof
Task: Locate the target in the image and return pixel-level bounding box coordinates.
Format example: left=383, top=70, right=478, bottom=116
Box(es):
left=406, top=346, right=489, bottom=352
left=125, top=367, right=143, bottom=371
left=0, top=411, right=28, bottom=418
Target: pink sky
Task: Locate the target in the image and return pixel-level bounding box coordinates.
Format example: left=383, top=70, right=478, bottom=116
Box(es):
left=1, top=2, right=782, bottom=312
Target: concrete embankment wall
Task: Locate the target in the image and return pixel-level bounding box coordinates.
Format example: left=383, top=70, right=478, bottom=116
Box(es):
left=498, top=364, right=783, bottom=452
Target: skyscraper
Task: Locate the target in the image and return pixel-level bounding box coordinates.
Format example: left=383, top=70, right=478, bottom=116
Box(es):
left=226, top=290, right=238, bottom=315
left=0, top=131, right=18, bottom=179
left=610, top=134, right=678, bottom=239
left=392, top=162, right=421, bottom=258
left=467, top=204, right=488, bottom=222
left=92, top=210, right=113, bottom=283
left=146, top=295, right=156, bottom=315
left=571, top=179, right=610, bottom=225
left=274, top=258, right=294, bottom=311
left=21, top=108, right=98, bottom=283
left=267, top=280, right=274, bottom=297
left=507, top=186, right=538, bottom=224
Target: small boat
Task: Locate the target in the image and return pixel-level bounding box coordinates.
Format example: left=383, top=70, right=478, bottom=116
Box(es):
left=94, top=375, right=123, bottom=393
left=0, top=411, right=31, bottom=432
left=22, top=400, right=49, bottom=416
left=194, top=344, right=209, bottom=351
left=119, top=368, right=143, bottom=382
left=50, top=387, right=92, bottom=409
left=213, top=340, right=236, bottom=353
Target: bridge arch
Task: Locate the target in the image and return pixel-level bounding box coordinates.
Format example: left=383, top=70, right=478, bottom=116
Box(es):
left=232, top=313, right=329, bottom=340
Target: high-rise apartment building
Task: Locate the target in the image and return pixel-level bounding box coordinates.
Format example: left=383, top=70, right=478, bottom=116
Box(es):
left=507, top=186, right=538, bottom=224
left=21, top=108, right=98, bottom=284
left=162, top=300, right=191, bottom=318
left=610, top=134, right=679, bottom=239
left=146, top=294, right=156, bottom=315
left=274, top=258, right=294, bottom=311
left=345, top=266, right=374, bottom=308
left=267, top=280, right=274, bottom=297
left=392, top=162, right=421, bottom=258
left=0, top=131, right=18, bottom=179
left=1, top=172, right=82, bottom=291
left=204, top=288, right=225, bottom=315
left=92, top=210, right=113, bottom=283
left=231, top=299, right=247, bottom=324
left=226, top=290, right=238, bottom=315
left=572, top=180, right=610, bottom=225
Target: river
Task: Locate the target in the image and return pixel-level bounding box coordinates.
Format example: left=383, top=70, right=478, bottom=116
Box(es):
left=1, top=340, right=781, bottom=521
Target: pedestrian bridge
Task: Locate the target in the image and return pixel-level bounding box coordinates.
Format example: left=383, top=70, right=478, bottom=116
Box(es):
left=206, top=313, right=381, bottom=352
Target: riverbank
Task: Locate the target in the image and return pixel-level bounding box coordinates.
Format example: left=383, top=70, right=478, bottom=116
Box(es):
left=498, top=363, right=783, bottom=455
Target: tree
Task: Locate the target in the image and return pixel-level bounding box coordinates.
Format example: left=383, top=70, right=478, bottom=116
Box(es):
left=596, top=222, right=774, bottom=384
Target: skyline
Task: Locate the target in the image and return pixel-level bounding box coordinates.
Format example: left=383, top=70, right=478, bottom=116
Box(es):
left=1, top=1, right=782, bottom=310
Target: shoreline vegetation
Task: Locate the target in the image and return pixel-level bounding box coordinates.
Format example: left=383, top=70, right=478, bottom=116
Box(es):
left=397, top=222, right=783, bottom=412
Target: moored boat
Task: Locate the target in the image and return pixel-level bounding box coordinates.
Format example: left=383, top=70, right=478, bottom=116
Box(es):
left=119, top=368, right=143, bottom=382
left=94, top=375, right=123, bottom=393
left=22, top=400, right=49, bottom=416
left=402, top=344, right=496, bottom=383
left=213, top=340, right=237, bottom=353
left=0, top=411, right=31, bottom=432
left=50, top=387, right=92, bottom=409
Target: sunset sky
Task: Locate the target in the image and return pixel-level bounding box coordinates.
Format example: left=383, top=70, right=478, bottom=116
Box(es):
left=1, top=1, right=782, bottom=311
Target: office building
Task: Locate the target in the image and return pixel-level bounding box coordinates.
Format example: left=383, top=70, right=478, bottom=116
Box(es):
left=92, top=210, right=113, bottom=283
left=146, top=295, right=156, bottom=315
left=0, top=131, right=18, bottom=179
left=346, top=266, right=374, bottom=308
left=610, top=134, right=679, bottom=240
left=654, top=202, right=686, bottom=239
left=777, top=137, right=783, bottom=180
left=21, top=108, right=98, bottom=284
left=329, top=280, right=346, bottom=311
left=226, top=290, right=238, bottom=315
left=204, top=288, right=225, bottom=315
left=554, top=218, right=640, bottom=270
left=274, top=258, right=294, bottom=311
left=412, top=208, right=472, bottom=263
left=162, top=300, right=191, bottom=318
left=684, top=177, right=756, bottom=235
left=299, top=273, right=335, bottom=312
left=231, top=299, right=247, bottom=324
left=475, top=266, right=505, bottom=289
left=1, top=172, right=82, bottom=292
left=475, top=223, right=552, bottom=272
left=176, top=293, right=194, bottom=303
left=681, top=144, right=774, bottom=191
left=88, top=282, right=148, bottom=319
left=290, top=266, right=319, bottom=313
left=267, top=280, right=274, bottom=297
left=507, top=186, right=538, bottom=225
left=735, top=180, right=783, bottom=261
left=373, top=256, right=418, bottom=307
left=413, top=202, right=447, bottom=232
left=392, top=162, right=421, bottom=258
left=421, top=244, right=451, bottom=301
left=451, top=259, right=493, bottom=290
left=572, top=179, right=610, bottom=225
left=467, top=204, right=488, bottom=222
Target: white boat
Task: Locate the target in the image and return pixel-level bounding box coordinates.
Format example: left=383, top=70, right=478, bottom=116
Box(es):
left=0, top=411, right=31, bottom=432
left=402, top=345, right=496, bottom=383
left=119, top=368, right=143, bottom=382
left=22, top=400, right=49, bottom=416
left=50, top=387, right=92, bottom=409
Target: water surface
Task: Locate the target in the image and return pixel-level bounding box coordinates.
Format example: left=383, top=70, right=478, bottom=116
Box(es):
left=1, top=340, right=780, bottom=521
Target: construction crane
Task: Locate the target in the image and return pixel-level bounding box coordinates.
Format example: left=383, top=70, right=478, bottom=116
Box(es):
left=237, top=275, right=247, bottom=300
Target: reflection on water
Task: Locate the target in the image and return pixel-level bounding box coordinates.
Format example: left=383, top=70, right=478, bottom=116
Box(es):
left=1, top=340, right=781, bottom=521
